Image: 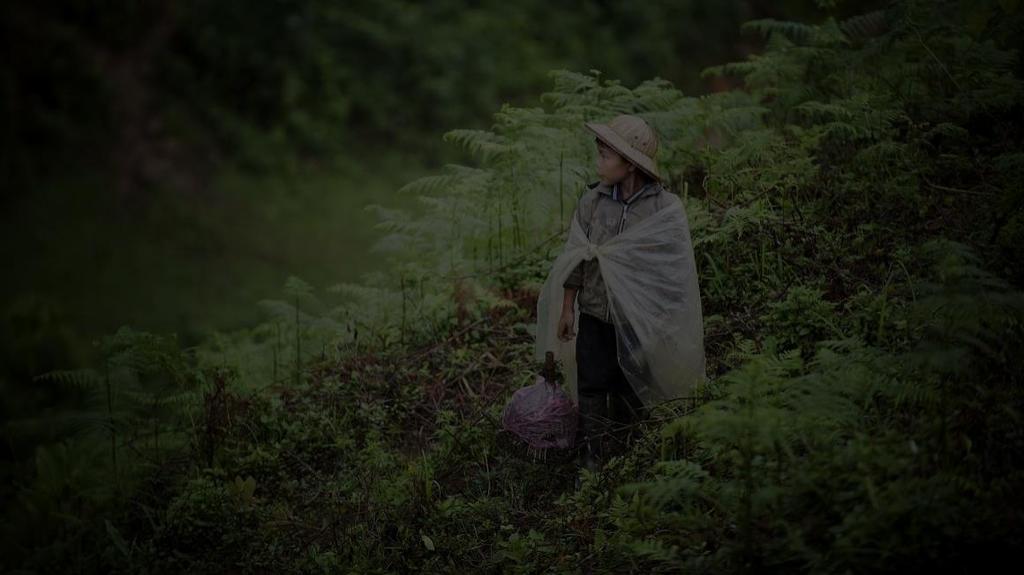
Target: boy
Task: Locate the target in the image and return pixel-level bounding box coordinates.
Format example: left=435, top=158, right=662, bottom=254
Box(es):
left=558, top=114, right=676, bottom=471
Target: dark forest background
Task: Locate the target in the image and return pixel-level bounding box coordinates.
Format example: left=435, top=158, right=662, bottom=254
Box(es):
left=1, top=0, right=866, bottom=341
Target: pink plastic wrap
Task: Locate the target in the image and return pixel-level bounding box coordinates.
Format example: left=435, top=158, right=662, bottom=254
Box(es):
left=501, top=375, right=578, bottom=449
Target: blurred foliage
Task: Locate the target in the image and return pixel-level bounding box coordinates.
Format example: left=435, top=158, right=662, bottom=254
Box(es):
left=1, top=0, right=811, bottom=189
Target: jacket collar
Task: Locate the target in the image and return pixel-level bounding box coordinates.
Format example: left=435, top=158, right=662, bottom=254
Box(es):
left=590, top=180, right=661, bottom=204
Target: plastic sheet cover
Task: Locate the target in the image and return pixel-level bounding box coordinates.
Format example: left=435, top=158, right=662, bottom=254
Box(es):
left=534, top=199, right=706, bottom=408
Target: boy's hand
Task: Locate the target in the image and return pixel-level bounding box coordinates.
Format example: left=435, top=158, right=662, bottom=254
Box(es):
left=557, top=309, right=576, bottom=341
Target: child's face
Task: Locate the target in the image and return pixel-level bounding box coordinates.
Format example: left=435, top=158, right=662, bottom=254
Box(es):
left=595, top=139, right=636, bottom=184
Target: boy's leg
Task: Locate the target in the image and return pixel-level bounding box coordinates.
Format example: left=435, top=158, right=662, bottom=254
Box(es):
left=575, top=312, right=617, bottom=470
left=610, top=381, right=646, bottom=426
left=609, top=379, right=647, bottom=452
left=608, top=332, right=649, bottom=450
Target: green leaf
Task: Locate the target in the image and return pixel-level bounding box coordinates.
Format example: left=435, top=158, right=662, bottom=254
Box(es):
left=105, top=519, right=131, bottom=558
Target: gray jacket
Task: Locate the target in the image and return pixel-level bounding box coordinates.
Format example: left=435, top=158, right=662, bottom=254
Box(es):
left=563, top=179, right=683, bottom=324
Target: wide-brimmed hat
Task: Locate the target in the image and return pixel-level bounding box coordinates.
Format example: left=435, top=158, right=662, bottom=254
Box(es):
left=585, top=114, right=661, bottom=181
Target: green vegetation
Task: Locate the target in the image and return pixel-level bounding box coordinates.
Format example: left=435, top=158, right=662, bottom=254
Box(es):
left=0, top=0, right=788, bottom=398
left=3, top=0, right=1024, bottom=572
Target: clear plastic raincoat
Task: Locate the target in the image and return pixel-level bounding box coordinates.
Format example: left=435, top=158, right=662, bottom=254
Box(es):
left=534, top=198, right=706, bottom=408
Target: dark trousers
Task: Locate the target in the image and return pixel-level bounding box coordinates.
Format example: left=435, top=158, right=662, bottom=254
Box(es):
left=575, top=311, right=646, bottom=463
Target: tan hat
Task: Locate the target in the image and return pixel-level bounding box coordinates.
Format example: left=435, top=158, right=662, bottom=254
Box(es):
left=585, top=114, right=660, bottom=181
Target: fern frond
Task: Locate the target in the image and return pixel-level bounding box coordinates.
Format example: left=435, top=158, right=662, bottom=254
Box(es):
left=742, top=18, right=817, bottom=43
left=33, top=368, right=102, bottom=389
left=840, top=9, right=890, bottom=40
left=442, top=129, right=515, bottom=162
